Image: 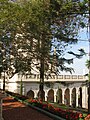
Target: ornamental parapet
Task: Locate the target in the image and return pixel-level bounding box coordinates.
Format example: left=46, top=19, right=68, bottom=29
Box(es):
left=17, top=74, right=86, bottom=82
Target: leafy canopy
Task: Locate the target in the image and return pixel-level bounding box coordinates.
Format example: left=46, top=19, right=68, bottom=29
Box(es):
left=0, top=0, right=88, bottom=77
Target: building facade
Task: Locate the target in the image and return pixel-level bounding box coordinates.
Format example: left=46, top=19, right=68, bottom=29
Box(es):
left=0, top=73, right=88, bottom=109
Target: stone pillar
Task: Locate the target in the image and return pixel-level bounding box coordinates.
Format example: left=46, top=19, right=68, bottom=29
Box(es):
left=86, top=87, right=88, bottom=109
left=76, top=89, right=79, bottom=107
left=54, top=94, right=57, bottom=103
left=34, top=92, right=37, bottom=98
left=54, top=90, right=57, bottom=103
left=70, top=89, right=72, bottom=106
left=62, top=90, right=65, bottom=104
left=45, top=92, right=48, bottom=102
left=82, top=86, right=87, bottom=108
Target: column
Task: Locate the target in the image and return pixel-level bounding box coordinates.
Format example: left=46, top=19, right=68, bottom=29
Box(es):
left=54, top=94, right=57, bottom=103
left=70, top=89, right=72, bottom=106
left=76, top=89, right=79, bottom=107
left=45, top=92, right=48, bottom=101
left=34, top=91, right=38, bottom=98
left=54, top=90, right=57, bottom=103
left=86, top=87, right=88, bottom=109
left=62, top=90, right=65, bottom=104
left=82, top=86, right=87, bottom=108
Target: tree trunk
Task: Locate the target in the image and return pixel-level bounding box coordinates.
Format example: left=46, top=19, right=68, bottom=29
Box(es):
left=3, top=71, right=5, bottom=91
left=39, top=58, right=44, bottom=101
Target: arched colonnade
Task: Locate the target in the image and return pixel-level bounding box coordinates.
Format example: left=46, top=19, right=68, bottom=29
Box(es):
left=27, top=87, right=83, bottom=107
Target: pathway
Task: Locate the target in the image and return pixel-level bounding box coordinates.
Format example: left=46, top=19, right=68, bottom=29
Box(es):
left=2, top=97, right=53, bottom=120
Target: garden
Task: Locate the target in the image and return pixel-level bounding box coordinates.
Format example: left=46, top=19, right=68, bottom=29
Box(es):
left=6, top=91, right=90, bottom=120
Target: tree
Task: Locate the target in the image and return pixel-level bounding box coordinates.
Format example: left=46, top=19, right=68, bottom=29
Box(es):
left=86, top=60, right=90, bottom=69
left=85, top=0, right=90, bottom=113
left=86, top=59, right=90, bottom=113
left=16, top=0, right=87, bottom=100
left=0, top=0, right=25, bottom=91
left=0, top=0, right=88, bottom=99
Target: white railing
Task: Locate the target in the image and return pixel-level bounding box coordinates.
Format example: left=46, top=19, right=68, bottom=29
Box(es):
left=17, top=74, right=86, bottom=82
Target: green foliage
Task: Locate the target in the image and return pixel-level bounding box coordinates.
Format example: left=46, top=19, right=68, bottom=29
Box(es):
left=0, top=0, right=88, bottom=78
left=68, top=49, right=86, bottom=59
left=85, top=60, right=90, bottom=82
left=86, top=60, right=90, bottom=69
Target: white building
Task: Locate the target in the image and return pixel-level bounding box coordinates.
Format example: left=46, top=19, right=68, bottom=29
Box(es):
left=0, top=73, right=88, bottom=109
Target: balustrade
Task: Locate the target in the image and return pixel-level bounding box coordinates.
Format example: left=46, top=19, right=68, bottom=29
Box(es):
left=17, top=74, right=86, bottom=82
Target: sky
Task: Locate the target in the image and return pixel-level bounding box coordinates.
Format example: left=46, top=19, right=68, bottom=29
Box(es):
left=61, top=28, right=89, bottom=75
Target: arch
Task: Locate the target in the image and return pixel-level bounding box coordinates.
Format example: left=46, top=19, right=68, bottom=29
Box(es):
left=37, top=90, right=45, bottom=101
left=78, top=87, right=82, bottom=107
left=56, top=89, right=62, bottom=103
left=47, top=89, right=54, bottom=102
left=27, top=90, right=34, bottom=99
left=72, top=88, right=76, bottom=107
left=64, top=88, right=70, bottom=105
